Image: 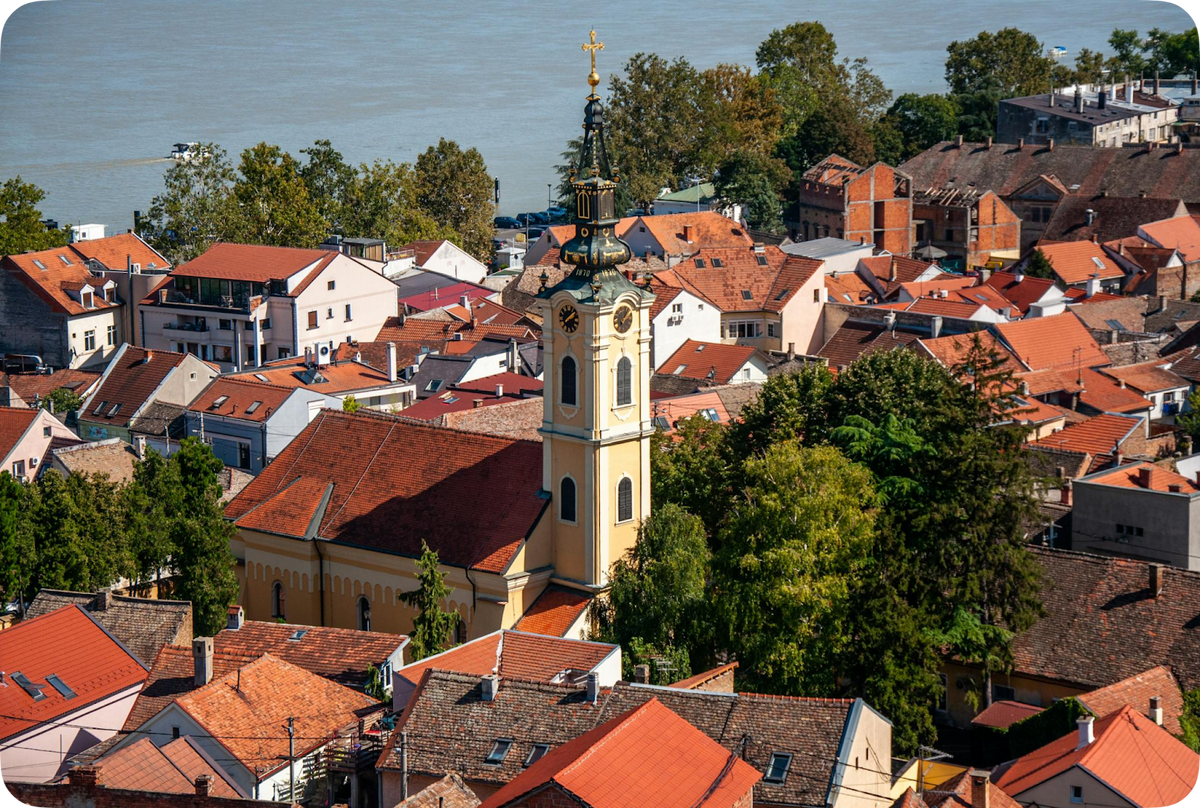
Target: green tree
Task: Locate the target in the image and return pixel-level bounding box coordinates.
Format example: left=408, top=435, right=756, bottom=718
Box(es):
left=399, top=540, right=460, bottom=660
left=870, top=117, right=906, bottom=166
left=364, top=663, right=388, bottom=702
left=605, top=53, right=702, bottom=210
left=712, top=149, right=791, bottom=232
left=1070, top=48, right=1108, bottom=86
left=122, top=449, right=180, bottom=594
left=65, top=472, right=131, bottom=589
left=139, top=143, right=239, bottom=264
left=299, top=139, right=356, bottom=234
left=342, top=395, right=360, bottom=413
left=927, top=607, right=1015, bottom=712
left=732, top=363, right=833, bottom=459
left=1025, top=248, right=1056, bottom=280
left=170, top=438, right=238, bottom=636
left=40, top=387, right=83, bottom=416
left=882, top=94, right=960, bottom=160
left=341, top=159, right=457, bottom=246
left=951, top=81, right=1005, bottom=141
left=775, top=97, right=875, bottom=178
left=592, top=504, right=712, bottom=680
left=713, top=443, right=877, bottom=695
left=29, top=470, right=86, bottom=592
left=413, top=139, right=494, bottom=261
left=231, top=143, right=328, bottom=248
left=945, top=28, right=1055, bottom=97
left=1107, top=28, right=1148, bottom=78
left=0, top=177, right=69, bottom=255
left=650, top=413, right=735, bottom=537
left=1146, top=28, right=1199, bottom=78
left=692, top=65, right=783, bottom=175
left=1180, top=688, right=1200, bottom=751
left=0, top=473, right=33, bottom=614
left=1178, top=390, right=1200, bottom=446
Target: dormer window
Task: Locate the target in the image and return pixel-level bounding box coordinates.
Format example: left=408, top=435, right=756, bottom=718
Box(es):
left=485, top=739, right=513, bottom=765
left=82, top=291, right=94, bottom=308
left=694, top=258, right=706, bottom=268
left=764, top=752, right=792, bottom=783
left=104, top=287, right=115, bottom=302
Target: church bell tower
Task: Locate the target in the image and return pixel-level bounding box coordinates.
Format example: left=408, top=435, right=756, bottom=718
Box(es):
left=538, top=30, right=654, bottom=590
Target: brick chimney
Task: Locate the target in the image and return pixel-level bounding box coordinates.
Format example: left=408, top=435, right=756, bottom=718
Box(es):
left=1151, top=696, right=1164, bottom=726
left=634, top=664, right=650, bottom=684
left=92, top=590, right=113, bottom=611
left=1060, top=481, right=1072, bottom=506
left=195, top=774, right=214, bottom=797
left=69, top=766, right=102, bottom=787
left=193, top=637, right=213, bottom=687
left=226, top=604, right=244, bottom=631
left=682, top=224, right=694, bottom=244
left=968, top=769, right=990, bottom=808
left=1138, top=466, right=1153, bottom=488
left=1151, top=563, right=1164, bottom=598
left=1077, top=715, right=1095, bottom=749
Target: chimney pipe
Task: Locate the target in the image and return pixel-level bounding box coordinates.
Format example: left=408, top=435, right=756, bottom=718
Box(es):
left=1077, top=715, right=1095, bottom=749
left=1151, top=696, right=1164, bottom=725
left=986, top=136, right=993, bottom=149
left=1138, top=466, right=1153, bottom=488
left=1075, top=88, right=1084, bottom=115
left=1086, top=209, right=1096, bottom=227
left=460, top=294, right=470, bottom=309
left=1048, top=138, right=1055, bottom=152
left=586, top=671, right=599, bottom=702
left=387, top=342, right=398, bottom=383
left=1017, top=137, right=1025, bottom=149
left=1098, top=85, right=1107, bottom=110
left=956, top=135, right=964, bottom=147
left=1151, top=563, right=1164, bottom=597
left=969, top=769, right=990, bottom=808
left=481, top=674, right=498, bottom=701
left=194, top=775, right=214, bottom=797
left=193, top=637, right=214, bottom=687
left=92, top=590, right=113, bottom=611
left=1061, top=481, right=1072, bottom=506
left=930, top=315, right=943, bottom=339
left=226, top=604, right=244, bottom=631
left=135, top=435, right=146, bottom=461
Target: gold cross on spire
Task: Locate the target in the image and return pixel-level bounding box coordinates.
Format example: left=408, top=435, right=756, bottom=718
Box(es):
left=582, top=29, right=604, bottom=90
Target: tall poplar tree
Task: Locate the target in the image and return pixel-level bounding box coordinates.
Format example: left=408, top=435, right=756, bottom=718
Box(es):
left=399, top=541, right=460, bottom=661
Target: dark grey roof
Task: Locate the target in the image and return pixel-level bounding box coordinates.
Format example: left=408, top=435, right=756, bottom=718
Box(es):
left=379, top=670, right=857, bottom=808
left=410, top=355, right=474, bottom=399
left=25, top=589, right=191, bottom=666
left=1002, top=93, right=1143, bottom=124
left=129, top=401, right=187, bottom=438
left=781, top=238, right=869, bottom=260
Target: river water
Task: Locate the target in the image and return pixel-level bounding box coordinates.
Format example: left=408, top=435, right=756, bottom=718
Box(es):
left=0, top=0, right=1193, bottom=233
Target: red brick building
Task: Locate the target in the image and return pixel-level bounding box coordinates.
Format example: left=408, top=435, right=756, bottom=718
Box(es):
left=789, top=155, right=913, bottom=254
left=912, top=188, right=1021, bottom=271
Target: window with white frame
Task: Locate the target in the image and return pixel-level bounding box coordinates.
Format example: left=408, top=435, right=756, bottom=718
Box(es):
left=725, top=321, right=762, bottom=339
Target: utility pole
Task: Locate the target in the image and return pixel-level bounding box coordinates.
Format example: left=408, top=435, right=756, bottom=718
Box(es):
left=286, top=716, right=296, bottom=801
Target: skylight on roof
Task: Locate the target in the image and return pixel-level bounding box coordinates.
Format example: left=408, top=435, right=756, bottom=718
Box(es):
left=245, top=401, right=262, bottom=415
left=32, top=260, right=46, bottom=270
left=673, top=364, right=688, bottom=374
left=106, top=403, right=121, bottom=417
left=485, top=739, right=513, bottom=764
left=695, top=344, right=705, bottom=352
left=694, top=258, right=706, bottom=268
left=742, top=290, right=753, bottom=300
left=525, top=744, right=550, bottom=767
left=702, top=408, right=721, bottom=422
left=775, top=289, right=789, bottom=301
left=444, top=396, right=459, bottom=404
left=764, top=752, right=792, bottom=783
left=712, top=258, right=723, bottom=268
left=211, top=396, right=229, bottom=408
left=93, top=400, right=109, bottom=415
left=1105, top=319, right=1126, bottom=331
left=11, top=672, right=45, bottom=702
left=254, top=374, right=269, bottom=382
left=653, top=416, right=671, bottom=431
left=756, top=255, right=768, bottom=266
left=58, top=255, right=72, bottom=265
left=45, top=674, right=76, bottom=699
left=288, top=628, right=309, bottom=642
left=1092, top=257, right=1106, bottom=269
left=426, top=380, right=444, bottom=392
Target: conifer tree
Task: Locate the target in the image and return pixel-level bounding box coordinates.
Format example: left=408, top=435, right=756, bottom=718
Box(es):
left=399, top=541, right=460, bottom=660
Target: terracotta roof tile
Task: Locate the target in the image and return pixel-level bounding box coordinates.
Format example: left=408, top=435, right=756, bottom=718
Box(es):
left=651, top=391, right=730, bottom=433
left=666, top=246, right=821, bottom=313
left=0, top=406, right=39, bottom=461
left=1042, top=196, right=1186, bottom=244
left=92, top=737, right=242, bottom=798
left=1099, top=361, right=1189, bottom=394
left=983, top=272, right=1061, bottom=315
left=437, top=397, right=545, bottom=442
left=628, top=212, right=754, bottom=256
left=0, top=368, right=101, bottom=403
left=1141, top=215, right=1200, bottom=262
left=225, top=410, right=546, bottom=572
left=817, top=322, right=920, bottom=370
left=227, top=356, right=397, bottom=395
left=400, top=772, right=481, bottom=808
left=994, top=706, right=1197, bottom=806
left=1032, top=413, right=1144, bottom=457
left=25, top=590, right=191, bottom=667
left=187, top=377, right=294, bottom=422
left=918, top=333, right=1026, bottom=374
left=170, top=243, right=332, bottom=285
left=513, top=587, right=593, bottom=638
left=172, top=654, right=376, bottom=777
left=926, top=771, right=1022, bottom=808
left=397, top=630, right=617, bottom=689
left=1082, top=461, right=1200, bottom=494
left=2, top=248, right=121, bottom=315
left=995, top=314, right=1110, bottom=371
left=1078, top=666, right=1184, bottom=736
left=83, top=346, right=189, bottom=426
left=49, top=440, right=138, bottom=484
left=970, top=700, right=1044, bottom=729
left=0, top=606, right=148, bottom=742
left=668, top=662, right=739, bottom=691
left=1037, top=241, right=1125, bottom=286
left=657, top=340, right=757, bottom=385
left=478, top=698, right=761, bottom=808
left=69, top=232, right=170, bottom=272
left=1016, top=367, right=1152, bottom=414
left=825, top=272, right=876, bottom=305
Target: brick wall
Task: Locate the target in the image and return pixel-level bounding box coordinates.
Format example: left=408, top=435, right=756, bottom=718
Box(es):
left=0, top=270, right=69, bottom=366
left=1154, top=261, right=1200, bottom=301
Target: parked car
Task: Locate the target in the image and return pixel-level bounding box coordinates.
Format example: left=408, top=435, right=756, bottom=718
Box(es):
left=518, top=212, right=549, bottom=226
left=494, top=216, right=522, bottom=229
left=526, top=225, right=549, bottom=240
left=545, top=206, right=567, bottom=221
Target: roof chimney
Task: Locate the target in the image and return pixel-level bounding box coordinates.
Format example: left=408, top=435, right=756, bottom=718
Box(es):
left=969, top=769, right=990, bottom=808
left=193, top=636, right=213, bottom=687
left=495, top=383, right=504, bottom=398
left=956, top=135, right=964, bottom=148
left=195, top=775, right=214, bottom=797
left=143, top=351, right=153, bottom=364
left=460, top=294, right=470, bottom=309
left=92, top=590, right=113, bottom=611
left=586, top=671, right=599, bottom=703
left=1086, top=272, right=1101, bottom=298
left=226, top=604, right=244, bottom=631
left=1075, top=87, right=1084, bottom=115
left=986, top=136, right=993, bottom=149
left=1061, top=481, right=1072, bottom=506
left=69, top=766, right=102, bottom=788
left=930, top=315, right=943, bottom=339
left=1151, top=696, right=1163, bottom=726
left=1048, top=138, right=1055, bottom=152
left=1138, top=466, right=1153, bottom=488
left=1086, top=209, right=1096, bottom=227
left=889, top=260, right=898, bottom=282
left=1017, top=138, right=1025, bottom=149
left=387, top=342, right=398, bottom=383
left=473, top=398, right=484, bottom=408
left=1098, top=85, right=1107, bottom=110
left=682, top=224, right=694, bottom=243
left=1151, top=563, right=1164, bottom=598
left=481, top=674, right=498, bottom=701
left=634, top=664, right=650, bottom=684
left=1077, top=715, right=1095, bottom=749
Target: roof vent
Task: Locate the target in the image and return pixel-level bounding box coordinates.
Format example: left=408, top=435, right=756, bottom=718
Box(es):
left=1150, top=563, right=1164, bottom=598
left=1151, top=696, right=1164, bottom=725
left=226, top=605, right=244, bottom=631
left=1076, top=715, right=1095, bottom=749
left=586, top=671, right=599, bottom=703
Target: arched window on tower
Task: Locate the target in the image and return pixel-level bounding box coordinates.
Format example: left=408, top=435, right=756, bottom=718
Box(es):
left=616, top=357, right=632, bottom=406
left=357, top=596, right=371, bottom=632
left=272, top=581, right=285, bottom=619
left=617, top=477, right=633, bottom=522
left=561, top=356, right=577, bottom=406
left=560, top=476, right=577, bottom=522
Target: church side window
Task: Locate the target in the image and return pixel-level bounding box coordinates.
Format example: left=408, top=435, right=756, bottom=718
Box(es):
left=357, top=596, right=371, bottom=632
left=272, top=581, right=285, bottom=619
left=561, top=356, right=578, bottom=406
left=615, top=357, right=631, bottom=406
left=560, top=477, right=577, bottom=522
left=617, top=477, right=633, bottom=523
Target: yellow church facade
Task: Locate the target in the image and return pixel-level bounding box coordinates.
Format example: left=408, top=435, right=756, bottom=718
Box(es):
left=225, top=31, right=654, bottom=643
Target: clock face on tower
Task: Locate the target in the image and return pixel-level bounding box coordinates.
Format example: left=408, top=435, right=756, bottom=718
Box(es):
left=559, top=305, right=580, bottom=333
left=613, top=305, right=633, bottom=334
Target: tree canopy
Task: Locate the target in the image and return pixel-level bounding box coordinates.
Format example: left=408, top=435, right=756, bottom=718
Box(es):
left=0, top=177, right=70, bottom=256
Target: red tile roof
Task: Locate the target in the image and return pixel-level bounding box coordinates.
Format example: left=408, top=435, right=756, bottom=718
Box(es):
left=83, top=347, right=188, bottom=426
left=858, top=256, right=939, bottom=292
left=994, top=314, right=1110, bottom=371
left=171, top=653, right=376, bottom=777
left=1017, top=367, right=1152, bottom=414
left=455, top=373, right=543, bottom=396
left=628, top=212, right=754, bottom=256
left=1141, top=215, right=1200, bottom=262
left=1099, top=361, right=1189, bottom=394
left=825, top=272, right=876, bottom=305
left=994, top=706, right=1197, bottom=807
left=925, top=771, right=1023, bottom=808
left=513, top=586, right=593, bottom=637
left=478, top=698, right=762, bottom=808
left=225, top=409, right=547, bottom=572
left=405, top=239, right=452, bottom=267
left=668, top=662, right=739, bottom=690
left=817, top=322, right=920, bottom=370
left=657, top=340, right=758, bottom=384
left=918, top=333, right=1026, bottom=374
left=170, top=243, right=333, bottom=285
left=1033, top=413, right=1144, bottom=457
left=651, top=391, right=730, bottom=432
left=396, top=630, right=617, bottom=688
left=0, top=368, right=101, bottom=402
left=92, top=737, right=242, bottom=798
left=1082, top=461, right=1200, bottom=494
left=399, top=282, right=493, bottom=313
left=983, top=272, right=1061, bottom=315
left=120, top=646, right=254, bottom=733
left=0, top=406, right=39, bottom=461
left=1036, top=241, right=1125, bottom=286
left=2, top=248, right=122, bottom=316
left=1078, top=666, right=1184, bottom=736
left=398, top=388, right=531, bottom=420
left=648, top=285, right=683, bottom=320
left=970, top=700, right=1044, bottom=729
left=187, top=377, right=294, bottom=422
left=901, top=296, right=987, bottom=318
left=69, top=232, right=169, bottom=272
left=667, top=246, right=822, bottom=313
left=227, top=355, right=396, bottom=395
left=0, top=606, right=148, bottom=742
